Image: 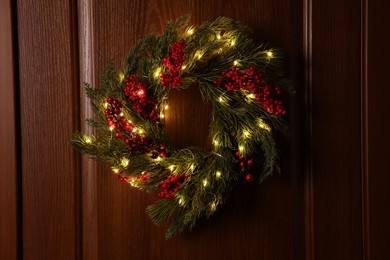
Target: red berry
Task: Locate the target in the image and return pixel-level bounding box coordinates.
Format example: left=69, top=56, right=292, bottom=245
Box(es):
left=245, top=174, right=253, bottom=182
left=115, top=132, right=122, bottom=138
left=107, top=97, right=113, bottom=103
left=104, top=109, right=111, bottom=115
left=247, top=159, right=254, bottom=167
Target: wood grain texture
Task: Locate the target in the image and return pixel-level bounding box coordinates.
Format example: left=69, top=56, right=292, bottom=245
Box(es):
left=0, top=0, right=18, bottom=259
left=17, top=0, right=80, bottom=259
left=311, top=0, right=362, bottom=259
left=362, top=0, right=390, bottom=259
left=79, top=0, right=296, bottom=259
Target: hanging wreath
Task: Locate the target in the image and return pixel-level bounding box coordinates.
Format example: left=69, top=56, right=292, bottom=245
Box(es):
left=71, top=16, right=293, bottom=238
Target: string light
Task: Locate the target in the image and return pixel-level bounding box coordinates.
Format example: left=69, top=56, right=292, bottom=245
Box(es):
left=119, top=112, right=124, bottom=116
left=196, top=50, right=203, bottom=60
left=138, top=128, right=144, bottom=134
left=181, top=65, right=187, bottom=70
left=267, top=51, right=273, bottom=58
left=156, top=156, right=162, bottom=162
left=190, top=164, right=195, bottom=171
left=210, top=202, right=217, bottom=211
left=103, top=102, right=109, bottom=109
left=112, top=167, right=120, bottom=174
left=218, top=96, right=225, bottom=104
left=238, top=145, right=245, bottom=153
left=247, top=93, right=255, bottom=99
left=84, top=136, right=92, bottom=144
left=160, top=114, right=165, bottom=119
left=215, top=171, right=222, bottom=179
left=258, top=118, right=271, bottom=132
left=213, top=140, right=219, bottom=146
left=178, top=198, right=185, bottom=206
left=154, top=68, right=161, bottom=78
left=109, top=126, right=114, bottom=131
left=216, top=34, right=221, bottom=40
left=118, top=72, right=125, bottom=82
left=185, top=27, right=194, bottom=36
left=120, top=158, right=130, bottom=168
left=233, top=60, right=239, bottom=66
left=132, top=127, right=137, bottom=133
left=203, top=179, right=208, bottom=187
left=164, top=105, right=169, bottom=110
left=169, top=165, right=175, bottom=172
left=230, top=39, right=236, bottom=46
left=243, top=131, right=251, bottom=138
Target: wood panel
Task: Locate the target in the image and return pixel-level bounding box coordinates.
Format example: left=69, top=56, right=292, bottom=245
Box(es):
left=17, top=0, right=80, bottom=259
left=362, top=0, right=390, bottom=259
left=311, top=0, right=362, bottom=259
left=79, top=0, right=297, bottom=259
left=0, top=0, right=19, bottom=259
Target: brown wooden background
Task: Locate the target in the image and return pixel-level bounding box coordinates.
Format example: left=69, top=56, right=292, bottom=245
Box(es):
left=1, top=0, right=389, bottom=259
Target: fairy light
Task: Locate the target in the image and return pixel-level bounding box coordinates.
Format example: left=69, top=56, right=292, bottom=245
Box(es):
left=164, top=104, right=169, bottom=110
left=218, top=96, right=225, bottom=104
left=160, top=114, right=165, bottom=119
left=213, top=139, right=219, bottom=146
left=230, top=39, right=236, bottom=46
left=247, top=93, right=255, bottom=99
left=190, top=164, right=195, bottom=171
left=120, top=158, right=130, bottom=168
left=267, top=51, right=273, bottom=58
left=181, top=65, right=187, bottom=70
left=196, top=51, right=203, bottom=60
left=132, top=127, right=137, bottom=133
left=154, top=68, right=161, bottom=78
left=210, top=202, right=217, bottom=211
left=215, top=171, right=222, bottom=179
left=203, top=179, right=208, bottom=187
left=233, top=60, right=239, bottom=66
left=84, top=135, right=92, bottom=144
left=185, top=27, right=194, bottom=36
left=169, top=165, right=175, bottom=172
left=243, top=131, right=251, bottom=138
left=118, top=72, right=125, bottom=82
left=178, top=198, right=185, bottom=206
left=103, top=102, right=109, bottom=109
left=138, top=128, right=144, bottom=134
left=238, top=145, right=245, bottom=153
left=109, top=126, right=114, bottom=131
left=258, top=118, right=271, bottom=132
left=156, top=156, right=162, bottom=162
left=112, top=167, right=120, bottom=174
left=119, top=112, right=124, bottom=116
left=216, top=34, right=221, bottom=40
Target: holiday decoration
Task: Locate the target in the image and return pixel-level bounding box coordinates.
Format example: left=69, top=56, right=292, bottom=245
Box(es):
left=71, top=16, right=293, bottom=238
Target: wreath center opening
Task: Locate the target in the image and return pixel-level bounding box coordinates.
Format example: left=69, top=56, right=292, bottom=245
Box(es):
left=164, top=84, right=212, bottom=150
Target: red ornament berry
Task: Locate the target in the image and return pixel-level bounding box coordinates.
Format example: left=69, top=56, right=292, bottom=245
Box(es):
left=245, top=174, right=253, bottom=182
left=159, top=150, right=167, bottom=157
left=115, top=132, right=122, bottom=138
left=247, top=159, right=254, bottom=167
left=104, top=109, right=111, bottom=115
left=107, top=97, right=113, bottom=103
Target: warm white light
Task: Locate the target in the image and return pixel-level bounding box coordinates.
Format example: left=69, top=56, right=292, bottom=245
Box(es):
left=119, top=72, right=125, bottom=82
left=230, top=40, right=235, bottom=46
left=132, top=128, right=137, bottom=133
left=119, top=112, right=124, bottom=116
left=120, top=158, right=130, bottom=168
left=178, top=198, right=184, bottom=205
left=247, top=93, right=255, bottom=99
left=169, top=165, right=175, bottom=172
left=216, top=34, right=221, bottom=40
left=164, top=105, right=169, bottom=110
left=213, top=140, right=219, bottom=146
left=218, top=96, right=225, bottom=103
left=138, top=128, right=144, bottom=134
left=138, top=90, right=145, bottom=96
left=197, top=51, right=203, bottom=59
left=109, top=126, right=114, bottom=131
left=156, top=156, right=162, bottom=162
left=233, top=60, right=239, bottom=66
left=186, top=28, right=194, bottom=36
left=203, top=179, right=208, bottom=187
left=84, top=136, right=92, bottom=144
left=210, top=202, right=217, bottom=211
left=181, top=65, right=187, bottom=70
left=112, top=167, right=120, bottom=174
left=238, top=145, right=245, bottom=153
left=258, top=119, right=271, bottom=132
left=190, top=164, right=195, bottom=171
left=215, top=171, right=222, bottom=179
left=154, top=68, right=161, bottom=78
left=243, top=131, right=250, bottom=138
left=267, top=51, right=273, bottom=58
left=103, top=102, right=109, bottom=109
left=160, top=114, right=165, bottom=119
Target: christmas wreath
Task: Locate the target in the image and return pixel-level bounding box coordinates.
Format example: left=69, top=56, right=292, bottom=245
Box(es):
left=71, top=16, right=293, bottom=238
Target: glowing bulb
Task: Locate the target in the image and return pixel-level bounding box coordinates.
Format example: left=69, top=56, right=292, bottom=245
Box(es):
left=164, top=105, right=169, bottom=110
left=238, top=145, right=245, bottom=153
left=203, top=179, right=208, bottom=187
left=215, top=171, right=222, bottom=179
left=230, top=40, right=235, bottom=46
left=197, top=51, right=203, bottom=59
left=179, top=198, right=184, bottom=205
left=119, top=72, right=125, bottom=82
left=233, top=60, right=239, bottom=66
left=84, top=136, right=92, bottom=144
left=186, top=28, right=194, bottom=36
left=216, top=34, right=221, bottom=40
left=213, top=140, right=219, bottom=146
left=210, top=202, right=217, bottom=211
left=160, top=114, right=165, bottom=119
left=156, top=156, right=162, bottom=162
left=103, top=102, right=109, bottom=109
left=181, top=65, right=187, bottom=70
left=120, top=158, right=130, bottom=168
left=154, top=68, right=161, bottom=78
left=132, top=128, right=137, bottom=133
left=243, top=131, right=250, bottom=138
left=218, top=96, right=224, bottom=103
left=247, top=93, right=255, bottom=99
left=138, top=90, right=145, bottom=96
left=138, top=128, right=144, bottom=134
left=119, top=112, right=124, bottom=116
left=190, top=164, right=195, bottom=171
left=112, top=167, right=120, bottom=174
left=169, top=165, right=175, bottom=172
left=109, top=126, right=114, bottom=131
left=258, top=119, right=271, bottom=132
left=267, top=51, right=273, bottom=58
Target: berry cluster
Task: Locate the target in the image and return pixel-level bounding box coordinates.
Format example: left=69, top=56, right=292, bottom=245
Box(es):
left=214, top=66, right=286, bottom=115
left=160, top=39, right=187, bottom=88
left=123, top=76, right=158, bottom=119
left=158, top=174, right=187, bottom=198
left=116, top=172, right=150, bottom=186
left=115, top=172, right=129, bottom=184
left=147, top=143, right=169, bottom=159
left=234, top=151, right=255, bottom=182
left=105, top=97, right=152, bottom=153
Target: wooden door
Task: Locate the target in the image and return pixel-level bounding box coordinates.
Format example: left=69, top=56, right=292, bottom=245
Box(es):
left=1, top=0, right=389, bottom=259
